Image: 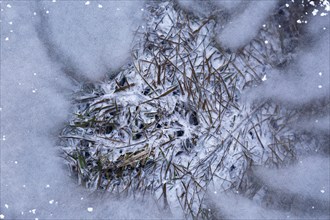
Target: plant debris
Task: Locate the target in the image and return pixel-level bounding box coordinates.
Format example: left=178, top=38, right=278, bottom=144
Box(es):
left=60, top=1, right=306, bottom=218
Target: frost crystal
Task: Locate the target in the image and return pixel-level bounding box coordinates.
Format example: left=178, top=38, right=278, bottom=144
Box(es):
left=60, top=1, right=308, bottom=218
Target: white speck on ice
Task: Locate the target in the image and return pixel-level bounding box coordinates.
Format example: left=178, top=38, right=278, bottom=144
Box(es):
left=23, top=185, right=26, bottom=188
left=320, top=13, right=328, bottom=16
left=33, top=72, right=37, bottom=76
left=7, top=4, right=12, bottom=8
left=81, top=197, right=84, bottom=200
left=52, top=0, right=56, bottom=2
left=297, top=20, right=302, bottom=24
left=14, top=161, right=18, bottom=164
left=309, top=1, right=315, bottom=6
left=320, top=189, right=325, bottom=193
left=264, top=40, right=269, bottom=44
left=285, top=3, right=289, bottom=7
left=323, top=27, right=327, bottom=30
left=262, top=24, right=266, bottom=28
left=315, top=120, right=319, bottom=123
left=5, top=37, right=9, bottom=41
left=32, top=89, right=37, bottom=93
left=324, top=2, right=330, bottom=11
left=98, top=4, right=103, bottom=8
left=214, top=191, right=217, bottom=194
left=35, top=218, right=39, bottom=220
left=87, top=207, right=93, bottom=212
left=312, top=9, right=319, bottom=16
left=49, top=200, right=54, bottom=204
left=318, top=85, right=322, bottom=89
left=21, top=211, right=24, bottom=215
left=4, top=204, right=9, bottom=209
left=46, top=184, right=50, bottom=188
left=262, top=75, right=267, bottom=81
left=278, top=25, right=281, bottom=28
left=2, top=135, right=6, bottom=141
left=85, top=1, right=90, bottom=6
left=46, top=10, right=50, bottom=14
left=33, top=12, right=37, bottom=16
left=9, top=21, right=13, bottom=25
left=30, top=209, right=36, bottom=214
left=319, top=72, right=323, bottom=76
left=141, top=8, right=144, bottom=11
left=116, top=8, right=120, bottom=11
left=312, top=206, right=315, bottom=209
left=0, top=214, right=4, bottom=219
left=10, top=30, right=13, bottom=33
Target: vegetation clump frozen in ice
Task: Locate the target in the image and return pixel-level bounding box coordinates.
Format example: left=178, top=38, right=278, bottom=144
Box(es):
left=60, top=1, right=326, bottom=218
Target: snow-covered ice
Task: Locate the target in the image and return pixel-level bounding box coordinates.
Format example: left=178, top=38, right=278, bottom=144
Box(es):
left=1, top=0, right=329, bottom=219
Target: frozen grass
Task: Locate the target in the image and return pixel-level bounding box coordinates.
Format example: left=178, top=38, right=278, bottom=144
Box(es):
left=1, top=1, right=328, bottom=219
left=59, top=2, right=307, bottom=218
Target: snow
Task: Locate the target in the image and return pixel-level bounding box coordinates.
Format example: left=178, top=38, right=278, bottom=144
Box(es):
left=37, top=1, right=145, bottom=81
left=209, top=192, right=292, bottom=219
left=0, top=1, right=163, bottom=219
left=177, top=1, right=279, bottom=50
left=1, top=0, right=329, bottom=219
left=246, top=12, right=329, bottom=106
left=255, top=156, right=330, bottom=202
left=209, top=157, right=329, bottom=219
left=216, top=1, right=278, bottom=50
left=58, top=2, right=328, bottom=218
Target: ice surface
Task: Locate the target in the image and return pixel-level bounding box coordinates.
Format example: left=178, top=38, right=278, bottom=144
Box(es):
left=209, top=192, right=291, bottom=219
left=207, top=156, right=330, bottom=219
left=216, top=0, right=278, bottom=50
left=176, top=1, right=329, bottom=218
left=1, top=0, right=329, bottom=219
left=177, top=0, right=278, bottom=50
left=0, top=1, right=163, bottom=219
left=244, top=8, right=330, bottom=136
left=256, top=156, right=330, bottom=203
left=35, top=0, right=145, bottom=81
left=247, top=31, right=329, bottom=105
